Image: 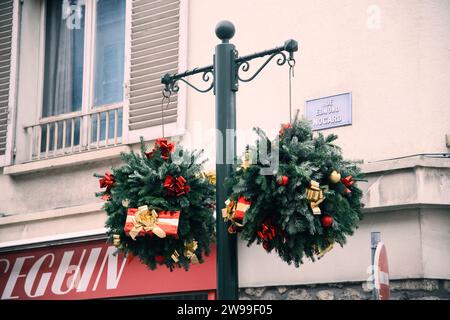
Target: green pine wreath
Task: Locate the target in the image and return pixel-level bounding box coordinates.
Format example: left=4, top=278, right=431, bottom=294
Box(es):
left=224, top=113, right=364, bottom=266
left=95, top=138, right=215, bottom=270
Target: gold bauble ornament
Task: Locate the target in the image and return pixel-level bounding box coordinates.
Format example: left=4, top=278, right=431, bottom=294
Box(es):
left=329, top=170, right=341, bottom=184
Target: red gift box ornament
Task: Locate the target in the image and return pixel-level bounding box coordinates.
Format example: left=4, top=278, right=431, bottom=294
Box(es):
left=145, top=138, right=176, bottom=160
left=99, top=171, right=115, bottom=200
left=163, top=175, right=190, bottom=197
left=124, top=205, right=180, bottom=240
left=222, top=196, right=251, bottom=233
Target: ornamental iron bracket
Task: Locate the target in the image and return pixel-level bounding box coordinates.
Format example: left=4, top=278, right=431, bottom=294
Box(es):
left=161, top=39, right=298, bottom=95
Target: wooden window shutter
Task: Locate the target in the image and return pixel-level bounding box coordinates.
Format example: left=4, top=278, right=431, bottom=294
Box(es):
left=0, top=0, right=18, bottom=166
left=126, top=0, right=185, bottom=142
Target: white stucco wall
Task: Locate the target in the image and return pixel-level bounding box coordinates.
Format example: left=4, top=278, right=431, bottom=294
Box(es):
left=183, top=0, right=450, bottom=164
left=238, top=210, right=425, bottom=287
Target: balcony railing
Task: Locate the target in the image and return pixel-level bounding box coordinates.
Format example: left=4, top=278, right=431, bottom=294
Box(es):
left=24, top=105, right=123, bottom=162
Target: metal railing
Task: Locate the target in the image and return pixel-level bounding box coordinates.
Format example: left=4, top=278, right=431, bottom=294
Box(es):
left=24, top=105, right=123, bottom=161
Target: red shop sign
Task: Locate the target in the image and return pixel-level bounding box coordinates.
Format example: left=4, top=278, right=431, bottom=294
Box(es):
left=0, top=240, right=216, bottom=300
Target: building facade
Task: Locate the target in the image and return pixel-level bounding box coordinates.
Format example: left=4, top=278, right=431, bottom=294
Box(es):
left=0, top=0, right=449, bottom=299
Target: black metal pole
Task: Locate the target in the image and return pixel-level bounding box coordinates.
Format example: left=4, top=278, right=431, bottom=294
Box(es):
left=214, top=21, right=238, bottom=300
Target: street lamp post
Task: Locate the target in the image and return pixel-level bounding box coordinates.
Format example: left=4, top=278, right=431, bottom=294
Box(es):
left=214, top=21, right=239, bottom=300
left=161, top=20, right=298, bottom=300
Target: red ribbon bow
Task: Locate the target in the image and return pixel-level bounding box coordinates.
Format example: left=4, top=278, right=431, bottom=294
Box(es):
left=145, top=138, right=175, bottom=160
left=163, top=175, right=190, bottom=197
left=257, top=221, right=277, bottom=252
left=279, top=123, right=292, bottom=136
left=99, top=171, right=115, bottom=200
left=341, top=175, right=354, bottom=188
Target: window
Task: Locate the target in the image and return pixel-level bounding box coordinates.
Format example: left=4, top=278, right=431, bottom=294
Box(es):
left=37, top=0, right=125, bottom=156
left=21, top=0, right=185, bottom=164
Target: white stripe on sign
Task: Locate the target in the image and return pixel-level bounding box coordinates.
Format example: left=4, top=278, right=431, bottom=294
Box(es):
left=379, top=271, right=389, bottom=286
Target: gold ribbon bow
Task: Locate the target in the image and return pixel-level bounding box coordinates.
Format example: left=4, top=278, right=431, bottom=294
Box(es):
left=200, top=171, right=216, bottom=185
left=306, top=180, right=325, bottom=215
left=112, top=234, right=121, bottom=247
left=171, top=240, right=199, bottom=264
left=314, top=243, right=334, bottom=259
left=222, top=199, right=233, bottom=221
left=129, top=205, right=166, bottom=240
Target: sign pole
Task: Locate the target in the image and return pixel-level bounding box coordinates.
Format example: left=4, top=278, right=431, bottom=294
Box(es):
left=371, top=231, right=381, bottom=300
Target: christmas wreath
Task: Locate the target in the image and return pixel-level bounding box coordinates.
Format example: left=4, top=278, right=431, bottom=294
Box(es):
left=223, top=113, right=364, bottom=266
left=95, top=138, right=215, bottom=270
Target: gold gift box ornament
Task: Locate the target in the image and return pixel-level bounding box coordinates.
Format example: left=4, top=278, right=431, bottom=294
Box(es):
left=306, top=180, right=325, bottom=215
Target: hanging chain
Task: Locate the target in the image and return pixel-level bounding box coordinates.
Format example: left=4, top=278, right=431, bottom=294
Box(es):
left=161, top=89, right=171, bottom=138
left=288, top=57, right=296, bottom=123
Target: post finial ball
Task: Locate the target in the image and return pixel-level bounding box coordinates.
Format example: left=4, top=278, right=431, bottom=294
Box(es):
left=215, top=20, right=235, bottom=42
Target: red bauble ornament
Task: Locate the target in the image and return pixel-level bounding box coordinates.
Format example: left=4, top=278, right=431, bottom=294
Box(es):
left=155, top=255, right=165, bottom=264
left=321, top=215, right=334, bottom=228
left=277, top=175, right=289, bottom=186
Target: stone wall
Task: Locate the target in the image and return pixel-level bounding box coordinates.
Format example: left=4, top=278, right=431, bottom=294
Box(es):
left=239, top=279, right=450, bottom=300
